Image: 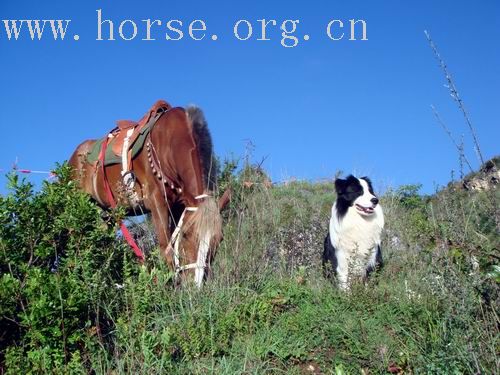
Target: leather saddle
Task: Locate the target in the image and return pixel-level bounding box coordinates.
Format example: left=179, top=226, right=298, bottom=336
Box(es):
left=109, top=99, right=171, bottom=157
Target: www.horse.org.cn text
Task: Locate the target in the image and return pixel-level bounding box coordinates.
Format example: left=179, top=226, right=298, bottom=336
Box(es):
left=1, top=9, right=368, bottom=48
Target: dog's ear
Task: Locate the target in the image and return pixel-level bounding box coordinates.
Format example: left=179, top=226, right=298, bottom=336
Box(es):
left=361, top=176, right=372, bottom=185
left=360, top=176, right=374, bottom=194
left=334, top=178, right=346, bottom=194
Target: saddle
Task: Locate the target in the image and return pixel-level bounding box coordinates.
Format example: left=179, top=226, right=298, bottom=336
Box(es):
left=110, top=99, right=171, bottom=157
left=86, top=99, right=172, bottom=172
left=89, top=99, right=173, bottom=204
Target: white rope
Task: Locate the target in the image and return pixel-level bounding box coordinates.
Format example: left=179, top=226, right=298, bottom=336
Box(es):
left=170, top=209, right=187, bottom=271
left=167, top=200, right=213, bottom=286
left=195, top=194, right=209, bottom=200
left=169, top=206, right=198, bottom=273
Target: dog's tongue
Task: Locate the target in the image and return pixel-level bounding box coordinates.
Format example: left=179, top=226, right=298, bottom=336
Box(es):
left=357, top=204, right=374, bottom=213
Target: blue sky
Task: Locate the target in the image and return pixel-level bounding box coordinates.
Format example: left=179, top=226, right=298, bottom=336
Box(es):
left=0, top=0, right=499, bottom=194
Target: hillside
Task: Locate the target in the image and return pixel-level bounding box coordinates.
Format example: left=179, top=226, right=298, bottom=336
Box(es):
left=0, top=163, right=498, bottom=374
left=462, top=156, right=500, bottom=191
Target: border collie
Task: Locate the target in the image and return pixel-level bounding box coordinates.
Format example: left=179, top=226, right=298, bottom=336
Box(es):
left=322, top=175, right=384, bottom=290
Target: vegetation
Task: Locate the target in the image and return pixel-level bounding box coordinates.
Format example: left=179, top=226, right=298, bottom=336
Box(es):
left=0, top=159, right=498, bottom=374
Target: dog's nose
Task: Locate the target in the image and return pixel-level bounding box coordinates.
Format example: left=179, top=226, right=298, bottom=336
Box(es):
left=371, top=197, right=379, bottom=205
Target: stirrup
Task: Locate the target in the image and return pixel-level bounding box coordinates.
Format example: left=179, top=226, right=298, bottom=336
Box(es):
left=122, top=171, right=136, bottom=190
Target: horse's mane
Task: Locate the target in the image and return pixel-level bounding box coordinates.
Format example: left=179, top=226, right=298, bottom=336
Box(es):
left=186, top=106, right=217, bottom=191
left=184, top=107, right=222, bottom=262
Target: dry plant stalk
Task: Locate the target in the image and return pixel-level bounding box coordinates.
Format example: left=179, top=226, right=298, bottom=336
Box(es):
left=425, top=30, right=485, bottom=166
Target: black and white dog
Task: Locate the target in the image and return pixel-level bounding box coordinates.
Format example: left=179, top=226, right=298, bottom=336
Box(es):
left=323, top=175, right=384, bottom=290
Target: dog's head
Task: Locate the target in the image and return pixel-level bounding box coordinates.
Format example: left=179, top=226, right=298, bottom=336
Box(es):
left=335, top=175, right=379, bottom=217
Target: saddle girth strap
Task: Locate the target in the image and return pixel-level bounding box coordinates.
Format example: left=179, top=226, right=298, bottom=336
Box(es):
left=98, top=136, right=145, bottom=262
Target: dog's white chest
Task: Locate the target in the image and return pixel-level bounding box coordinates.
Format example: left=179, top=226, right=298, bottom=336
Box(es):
left=329, top=205, right=384, bottom=272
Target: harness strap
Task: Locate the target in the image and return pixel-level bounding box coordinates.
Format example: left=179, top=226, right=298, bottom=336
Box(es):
left=169, top=206, right=198, bottom=272
left=121, top=128, right=139, bottom=202
left=194, top=194, right=210, bottom=200
left=99, top=135, right=145, bottom=262
left=170, top=208, right=188, bottom=270
left=167, top=194, right=212, bottom=278
left=121, top=128, right=134, bottom=176
left=176, top=263, right=200, bottom=272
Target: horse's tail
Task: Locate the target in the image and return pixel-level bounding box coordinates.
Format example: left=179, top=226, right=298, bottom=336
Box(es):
left=186, top=106, right=217, bottom=191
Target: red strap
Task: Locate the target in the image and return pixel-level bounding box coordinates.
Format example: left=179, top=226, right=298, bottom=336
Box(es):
left=119, top=222, right=144, bottom=261
left=99, top=137, right=145, bottom=262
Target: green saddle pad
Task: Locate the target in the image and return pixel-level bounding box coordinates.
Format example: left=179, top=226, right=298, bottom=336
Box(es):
left=86, top=112, right=159, bottom=166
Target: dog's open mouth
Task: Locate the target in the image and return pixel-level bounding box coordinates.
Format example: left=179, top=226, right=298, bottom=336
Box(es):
left=355, top=204, right=375, bottom=214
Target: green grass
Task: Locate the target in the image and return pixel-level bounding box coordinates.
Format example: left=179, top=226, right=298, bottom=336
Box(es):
left=1, top=164, right=498, bottom=374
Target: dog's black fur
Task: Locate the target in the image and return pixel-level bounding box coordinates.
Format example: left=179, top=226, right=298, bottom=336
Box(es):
left=322, top=233, right=337, bottom=278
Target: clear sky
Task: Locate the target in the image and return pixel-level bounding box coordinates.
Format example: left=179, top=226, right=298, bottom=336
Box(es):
left=1, top=0, right=499, bottom=194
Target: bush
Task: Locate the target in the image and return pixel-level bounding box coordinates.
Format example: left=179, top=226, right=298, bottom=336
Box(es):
left=0, top=164, right=129, bottom=373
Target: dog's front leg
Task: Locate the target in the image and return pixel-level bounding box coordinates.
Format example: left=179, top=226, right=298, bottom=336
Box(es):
left=336, top=251, right=349, bottom=290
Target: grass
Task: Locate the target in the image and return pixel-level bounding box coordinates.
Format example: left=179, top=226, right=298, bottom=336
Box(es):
left=90, top=175, right=499, bottom=374
left=1, top=163, right=498, bottom=374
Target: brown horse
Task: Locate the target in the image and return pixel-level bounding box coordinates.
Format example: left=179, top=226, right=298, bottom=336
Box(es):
left=69, top=100, right=228, bottom=286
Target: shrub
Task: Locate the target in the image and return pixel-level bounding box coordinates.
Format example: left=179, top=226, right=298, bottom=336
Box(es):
left=0, top=164, right=129, bottom=373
